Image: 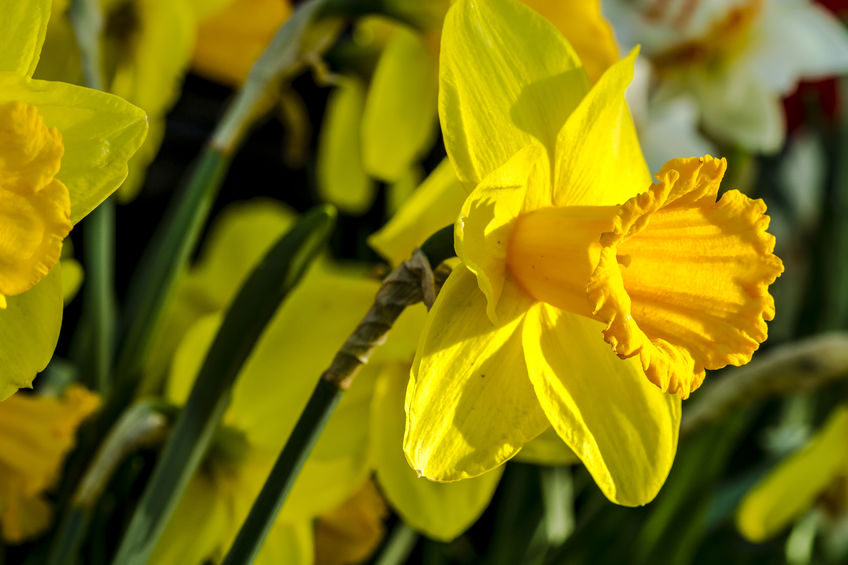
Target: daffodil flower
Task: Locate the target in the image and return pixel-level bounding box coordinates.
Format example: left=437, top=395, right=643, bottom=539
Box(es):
left=606, top=0, right=848, bottom=152
left=736, top=405, right=848, bottom=543
left=191, top=0, right=292, bottom=87
left=0, top=385, right=99, bottom=543
left=39, top=0, right=197, bottom=200
left=0, top=0, right=147, bottom=399
left=149, top=201, right=525, bottom=563
left=403, top=0, right=783, bottom=506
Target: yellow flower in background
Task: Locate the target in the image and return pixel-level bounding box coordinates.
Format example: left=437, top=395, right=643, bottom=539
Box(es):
left=318, top=0, right=620, bottom=215
left=0, top=0, right=147, bottom=399
left=150, top=200, right=538, bottom=562
left=0, top=385, right=99, bottom=543
left=313, top=481, right=387, bottom=565
left=737, top=406, right=848, bottom=543
left=192, top=0, right=292, bottom=87
left=403, top=0, right=783, bottom=507
left=39, top=0, right=197, bottom=200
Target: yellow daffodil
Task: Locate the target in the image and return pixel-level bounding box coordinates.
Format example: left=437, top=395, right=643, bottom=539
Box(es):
left=402, top=0, right=783, bottom=507
left=191, top=0, right=292, bottom=87
left=0, top=385, right=99, bottom=543
left=313, top=481, right=388, bottom=565
left=0, top=0, right=147, bottom=399
left=737, top=406, right=848, bottom=543
left=39, top=0, right=196, bottom=200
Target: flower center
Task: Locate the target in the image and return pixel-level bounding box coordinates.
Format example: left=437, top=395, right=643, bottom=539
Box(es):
left=507, top=156, right=783, bottom=398
left=0, top=102, right=71, bottom=309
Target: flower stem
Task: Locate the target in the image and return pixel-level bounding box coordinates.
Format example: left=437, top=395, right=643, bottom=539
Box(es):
left=221, top=230, right=456, bottom=565
left=110, top=206, right=336, bottom=565
left=46, top=400, right=171, bottom=565
left=83, top=201, right=116, bottom=394
left=680, top=333, right=848, bottom=437
left=374, top=523, right=418, bottom=565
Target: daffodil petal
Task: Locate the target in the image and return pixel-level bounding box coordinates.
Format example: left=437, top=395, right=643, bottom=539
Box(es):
left=0, top=266, right=62, bottom=400
left=255, top=519, right=312, bottom=565
left=317, top=77, right=375, bottom=214
left=0, top=0, right=50, bottom=77
left=523, top=303, right=681, bottom=506
left=439, top=0, right=589, bottom=188
left=150, top=474, right=231, bottom=565
left=456, top=142, right=550, bottom=321
left=373, top=363, right=502, bottom=541
left=520, top=0, right=618, bottom=83
left=314, top=481, right=387, bottom=565
left=0, top=75, right=148, bottom=223
left=284, top=454, right=371, bottom=520
left=368, top=159, right=465, bottom=267
left=736, top=406, right=848, bottom=543
left=362, top=25, right=437, bottom=182
left=514, top=428, right=579, bottom=466
left=405, top=265, right=549, bottom=481
left=60, top=258, right=83, bottom=304
left=552, top=48, right=649, bottom=208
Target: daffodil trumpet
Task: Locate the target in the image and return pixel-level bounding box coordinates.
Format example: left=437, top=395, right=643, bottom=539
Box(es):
left=403, top=0, right=784, bottom=507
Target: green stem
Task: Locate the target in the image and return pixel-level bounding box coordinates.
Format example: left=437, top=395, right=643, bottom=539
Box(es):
left=112, top=148, right=230, bottom=396
left=374, top=523, right=418, bottom=565
left=222, top=379, right=342, bottom=565
left=110, top=207, right=336, bottom=565
left=46, top=400, right=170, bottom=565
left=83, top=200, right=116, bottom=393
left=221, top=237, right=454, bottom=565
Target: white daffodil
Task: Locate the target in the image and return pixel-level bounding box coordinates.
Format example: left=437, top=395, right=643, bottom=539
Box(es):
left=606, top=0, right=848, bottom=152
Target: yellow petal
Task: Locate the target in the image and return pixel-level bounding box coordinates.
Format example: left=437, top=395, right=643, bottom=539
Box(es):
left=255, top=518, right=312, bottom=565
left=284, top=454, right=371, bottom=521
left=587, top=157, right=784, bottom=398
left=150, top=473, right=232, bottom=565
left=520, top=0, right=619, bottom=83
left=0, top=101, right=71, bottom=304
left=145, top=201, right=295, bottom=386
left=0, top=0, right=50, bottom=77
left=552, top=48, right=649, bottom=208
left=522, top=303, right=681, bottom=506
left=368, top=159, right=465, bottom=267
left=316, top=77, right=376, bottom=215
left=362, top=25, right=437, bottom=182
left=0, top=384, right=99, bottom=543
left=0, top=266, right=62, bottom=399
left=187, top=200, right=296, bottom=309
left=60, top=258, right=83, bottom=304
left=110, top=0, right=195, bottom=120
left=405, top=265, right=549, bottom=481
left=192, top=0, right=292, bottom=86
left=227, top=267, right=380, bottom=449
left=373, top=363, right=502, bottom=540
left=514, top=428, right=579, bottom=466
left=0, top=76, right=148, bottom=223
left=456, top=142, right=550, bottom=322
left=737, top=406, right=848, bottom=542
left=439, top=0, right=589, bottom=188
left=314, top=480, right=388, bottom=565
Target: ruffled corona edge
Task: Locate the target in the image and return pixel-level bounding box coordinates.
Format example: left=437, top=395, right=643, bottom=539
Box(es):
left=587, top=156, right=784, bottom=398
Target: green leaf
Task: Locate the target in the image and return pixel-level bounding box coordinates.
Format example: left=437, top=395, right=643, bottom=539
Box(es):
left=110, top=205, right=337, bottom=565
